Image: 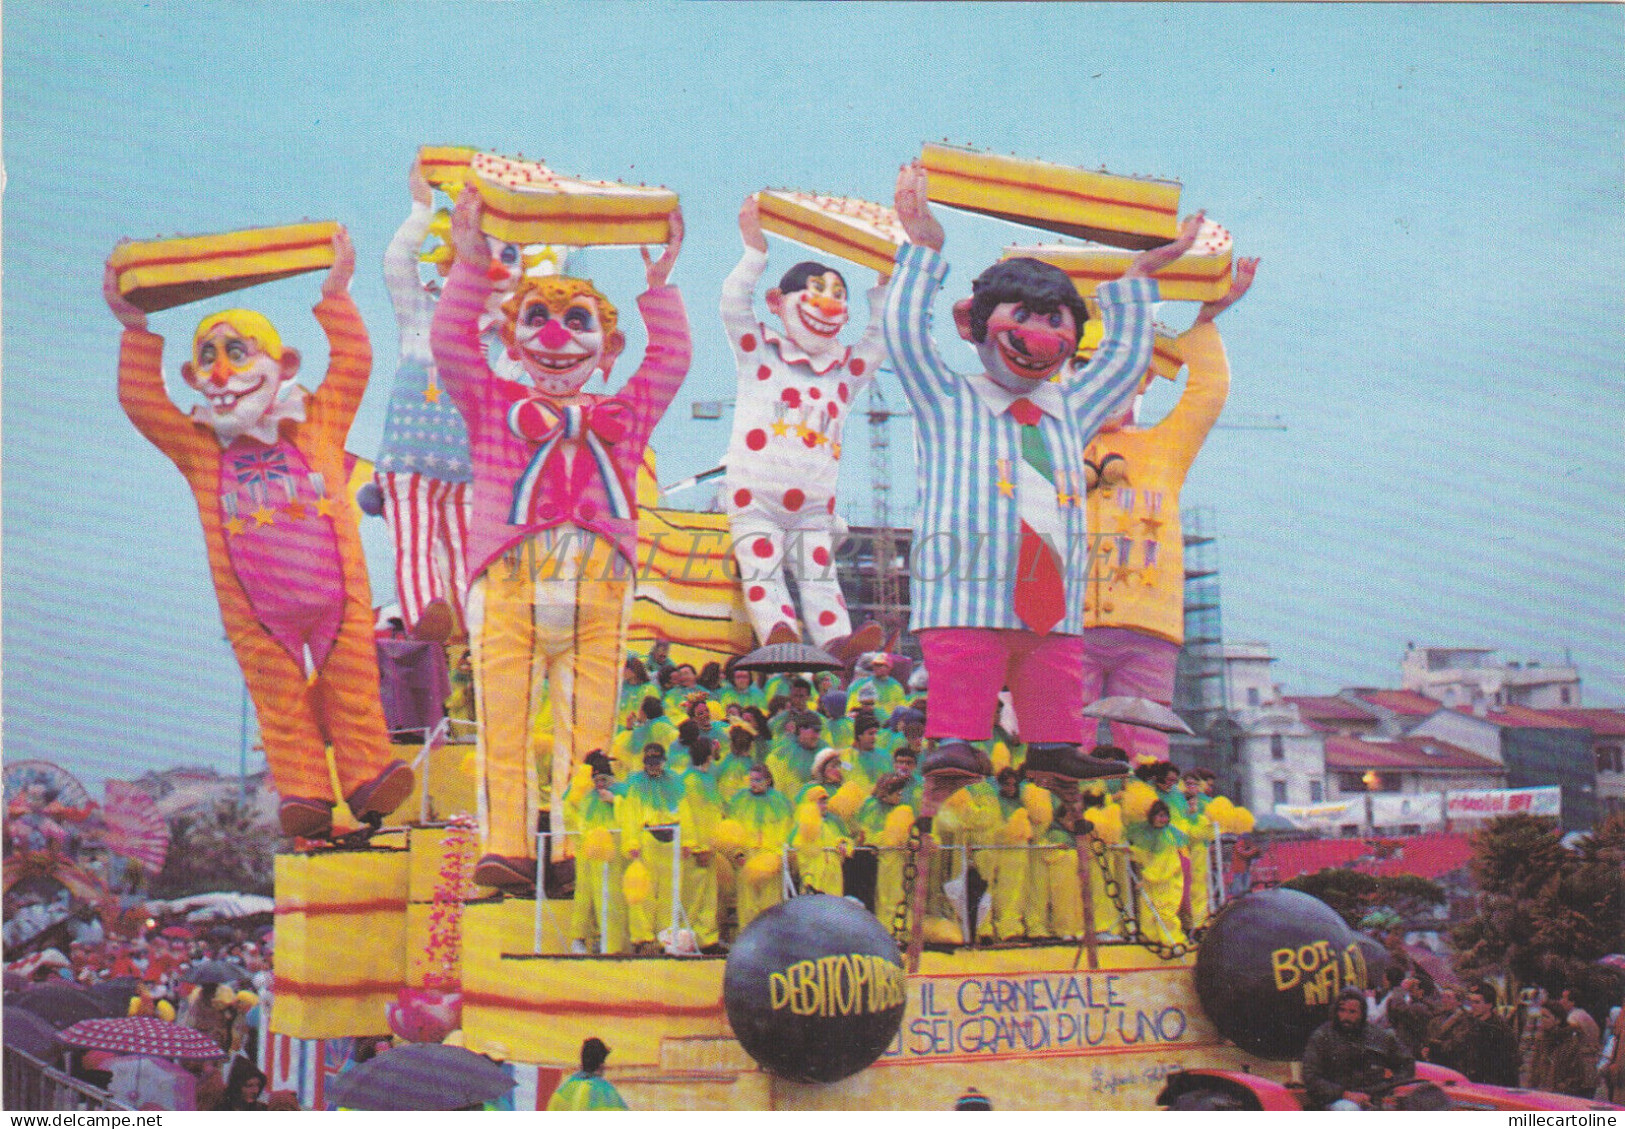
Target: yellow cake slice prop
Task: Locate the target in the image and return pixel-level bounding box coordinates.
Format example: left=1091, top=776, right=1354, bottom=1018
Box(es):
left=755, top=189, right=908, bottom=277
left=922, top=142, right=1181, bottom=249
left=470, top=151, right=678, bottom=246
left=417, top=145, right=479, bottom=192
left=109, top=221, right=340, bottom=313
left=1005, top=217, right=1235, bottom=303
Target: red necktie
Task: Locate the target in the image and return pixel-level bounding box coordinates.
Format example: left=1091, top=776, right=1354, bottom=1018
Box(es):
left=1009, top=397, right=1066, bottom=635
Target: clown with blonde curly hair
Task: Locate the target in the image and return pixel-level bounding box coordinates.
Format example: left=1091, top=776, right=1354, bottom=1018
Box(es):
left=431, top=186, right=689, bottom=891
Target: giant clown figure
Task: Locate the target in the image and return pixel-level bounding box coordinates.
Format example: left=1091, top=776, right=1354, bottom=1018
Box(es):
left=720, top=195, right=889, bottom=650
left=882, top=160, right=1201, bottom=825
left=370, top=156, right=533, bottom=641
left=105, top=230, right=414, bottom=839
left=431, top=188, right=690, bottom=891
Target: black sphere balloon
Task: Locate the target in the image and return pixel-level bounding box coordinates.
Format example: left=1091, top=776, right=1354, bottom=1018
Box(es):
left=724, top=894, right=908, bottom=1083
left=1194, top=888, right=1374, bottom=1060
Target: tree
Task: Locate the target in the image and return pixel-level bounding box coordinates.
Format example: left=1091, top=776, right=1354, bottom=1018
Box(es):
left=150, top=797, right=275, bottom=899
left=1451, top=812, right=1625, bottom=988
left=1283, top=868, right=1445, bottom=929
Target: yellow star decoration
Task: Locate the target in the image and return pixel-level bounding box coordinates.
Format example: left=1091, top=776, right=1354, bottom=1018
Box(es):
left=250, top=506, right=278, bottom=527
left=314, top=496, right=337, bottom=517
left=1110, top=564, right=1136, bottom=585
left=996, top=476, right=1015, bottom=499
left=831, top=442, right=842, bottom=460
left=283, top=500, right=308, bottom=521
left=224, top=515, right=247, bottom=536
left=1138, top=514, right=1163, bottom=534
left=811, top=432, right=828, bottom=446
left=770, top=420, right=790, bottom=437
left=423, top=384, right=443, bottom=404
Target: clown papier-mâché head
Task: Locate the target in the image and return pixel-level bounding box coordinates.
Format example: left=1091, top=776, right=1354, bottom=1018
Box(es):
left=951, top=257, right=1091, bottom=394
left=766, top=260, right=850, bottom=362
left=497, top=276, right=625, bottom=397
left=181, top=309, right=304, bottom=445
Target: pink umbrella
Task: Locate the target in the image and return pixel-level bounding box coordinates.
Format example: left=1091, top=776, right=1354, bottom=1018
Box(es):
left=57, top=1017, right=225, bottom=1061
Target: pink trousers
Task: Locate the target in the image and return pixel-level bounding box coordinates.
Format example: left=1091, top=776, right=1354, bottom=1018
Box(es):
left=917, top=628, right=1085, bottom=744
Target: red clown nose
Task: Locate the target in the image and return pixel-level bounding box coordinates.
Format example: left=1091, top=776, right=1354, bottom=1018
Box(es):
left=536, top=319, right=573, bottom=350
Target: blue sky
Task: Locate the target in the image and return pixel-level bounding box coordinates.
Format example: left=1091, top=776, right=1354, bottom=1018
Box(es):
left=5, top=3, right=1622, bottom=790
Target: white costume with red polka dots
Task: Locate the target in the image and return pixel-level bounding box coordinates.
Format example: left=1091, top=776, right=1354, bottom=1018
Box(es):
left=720, top=247, right=887, bottom=645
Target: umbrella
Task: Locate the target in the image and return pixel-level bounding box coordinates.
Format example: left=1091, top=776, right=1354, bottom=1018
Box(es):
left=159, top=926, right=195, bottom=940
left=730, top=642, right=843, bottom=674
left=13, top=983, right=117, bottom=1029
left=181, top=960, right=248, bottom=987
left=326, top=1044, right=515, bottom=1110
left=57, top=1017, right=225, bottom=1061
left=87, top=977, right=143, bottom=1014
left=1082, top=695, right=1194, bottom=735
left=3, top=1009, right=64, bottom=1060
left=1402, top=944, right=1463, bottom=991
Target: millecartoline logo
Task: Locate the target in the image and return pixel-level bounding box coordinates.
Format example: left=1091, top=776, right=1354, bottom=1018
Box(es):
left=769, top=953, right=908, bottom=1018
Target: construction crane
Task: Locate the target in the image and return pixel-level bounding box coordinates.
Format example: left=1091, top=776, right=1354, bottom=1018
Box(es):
left=865, top=380, right=911, bottom=633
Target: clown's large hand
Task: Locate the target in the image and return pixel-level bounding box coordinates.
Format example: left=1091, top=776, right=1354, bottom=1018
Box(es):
left=322, top=227, right=356, bottom=298
left=643, top=206, right=684, bottom=289
left=894, top=160, right=944, bottom=252
left=1124, top=211, right=1204, bottom=280
left=1194, top=257, right=1259, bottom=325
left=103, top=257, right=147, bottom=331
left=739, top=195, right=767, bottom=253
left=449, top=187, right=492, bottom=271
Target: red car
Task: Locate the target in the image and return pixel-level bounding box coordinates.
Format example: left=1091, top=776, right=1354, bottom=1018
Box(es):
left=1158, top=1063, right=1624, bottom=1112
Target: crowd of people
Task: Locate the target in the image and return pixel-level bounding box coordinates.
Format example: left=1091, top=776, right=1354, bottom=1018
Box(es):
left=550, top=645, right=1250, bottom=956
left=5, top=922, right=297, bottom=1110
left=1302, top=948, right=1625, bottom=1108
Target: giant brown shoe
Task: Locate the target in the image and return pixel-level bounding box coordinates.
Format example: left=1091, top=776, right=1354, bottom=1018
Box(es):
left=919, top=740, right=994, bottom=817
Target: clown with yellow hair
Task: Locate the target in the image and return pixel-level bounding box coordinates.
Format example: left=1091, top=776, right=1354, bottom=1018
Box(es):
left=105, top=229, right=413, bottom=838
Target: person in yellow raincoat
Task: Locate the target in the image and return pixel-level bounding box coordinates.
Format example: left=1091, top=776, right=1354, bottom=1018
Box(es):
left=1127, top=799, right=1188, bottom=947
left=1025, top=787, right=1083, bottom=941
left=971, top=768, right=1041, bottom=942
left=722, top=762, right=794, bottom=931
left=563, top=751, right=627, bottom=954
left=1180, top=768, right=1217, bottom=930
left=791, top=784, right=852, bottom=896
left=844, top=715, right=894, bottom=796
left=619, top=743, right=686, bottom=954
left=678, top=736, right=723, bottom=951
left=853, top=772, right=915, bottom=936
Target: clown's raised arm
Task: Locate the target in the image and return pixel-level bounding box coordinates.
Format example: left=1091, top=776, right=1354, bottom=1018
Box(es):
left=305, top=228, right=371, bottom=449
left=382, top=156, right=437, bottom=360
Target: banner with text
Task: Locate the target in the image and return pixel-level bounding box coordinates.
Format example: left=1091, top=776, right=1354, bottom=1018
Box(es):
left=1445, top=786, right=1560, bottom=821
left=1274, top=800, right=1363, bottom=831
left=1369, top=792, right=1443, bottom=827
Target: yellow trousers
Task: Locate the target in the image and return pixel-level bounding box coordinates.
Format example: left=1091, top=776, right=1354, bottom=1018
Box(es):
left=1187, top=842, right=1212, bottom=929
left=1091, top=846, right=1126, bottom=937
left=736, top=859, right=784, bottom=933
left=571, top=856, right=629, bottom=954
left=974, top=847, right=1029, bottom=941
left=469, top=531, right=631, bottom=859
left=627, top=841, right=678, bottom=944
left=681, top=853, right=719, bottom=947
left=1027, top=846, right=1084, bottom=939
left=874, top=849, right=909, bottom=939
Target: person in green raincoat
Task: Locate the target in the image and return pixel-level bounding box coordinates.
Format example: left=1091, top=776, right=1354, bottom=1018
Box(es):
left=791, top=782, right=852, bottom=896
left=1127, top=799, right=1188, bottom=947
left=717, top=665, right=766, bottom=714
left=620, top=743, right=686, bottom=953
left=678, top=736, right=723, bottom=950
left=564, top=751, right=627, bottom=954
left=844, top=715, right=894, bottom=796
left=722, top=761, right=794, bottom=931
left=547, top=1037, right=628, bottom=1111
left=853, top=771, right=915, bottom=933
left=767, top=712, right=823, bottom=799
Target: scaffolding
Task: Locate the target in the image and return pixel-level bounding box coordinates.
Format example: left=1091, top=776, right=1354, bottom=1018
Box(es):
left=1173, top=505, right=1228, bottom=732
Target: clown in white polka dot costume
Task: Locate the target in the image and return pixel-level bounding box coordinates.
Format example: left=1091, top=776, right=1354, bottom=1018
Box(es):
left=720, top=195, right=890, bottom=646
